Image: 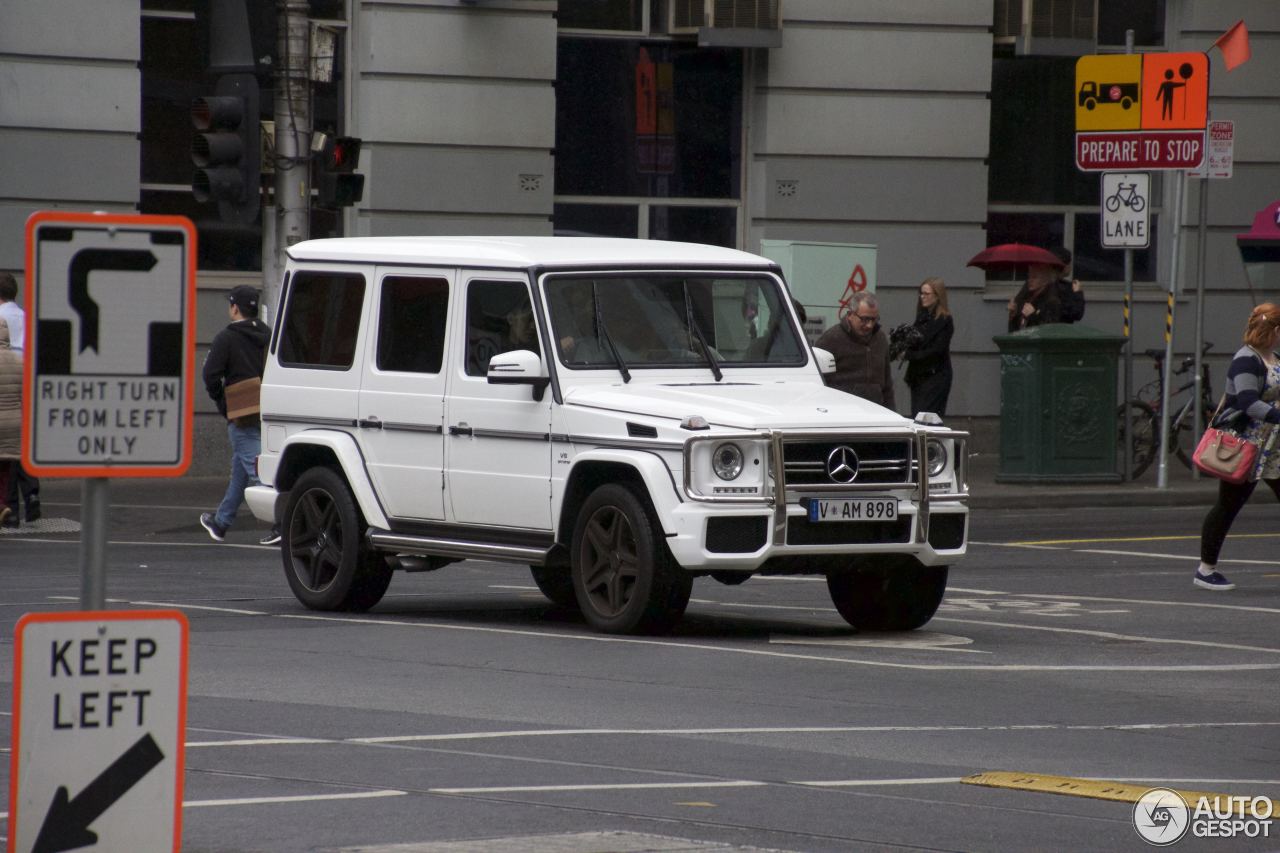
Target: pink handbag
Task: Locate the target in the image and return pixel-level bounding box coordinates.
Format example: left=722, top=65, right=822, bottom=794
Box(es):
left=1193, top=426, right=1258, bottom=484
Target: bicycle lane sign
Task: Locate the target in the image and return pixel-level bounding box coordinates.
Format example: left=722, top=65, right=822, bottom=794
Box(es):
left=1101, top=171, right=1150, bottom=249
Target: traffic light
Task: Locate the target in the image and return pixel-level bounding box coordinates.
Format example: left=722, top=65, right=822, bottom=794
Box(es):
left=316, top=136, right=365, bottom=208
left=191, top=72, right=260, bottom=224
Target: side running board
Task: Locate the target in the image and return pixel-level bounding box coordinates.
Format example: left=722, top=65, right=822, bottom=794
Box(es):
left=366, top=530, right=553, bottom=566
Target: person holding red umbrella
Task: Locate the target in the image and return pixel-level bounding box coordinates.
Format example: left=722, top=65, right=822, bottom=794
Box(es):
left=1007, top=262, right=1062, bottom=332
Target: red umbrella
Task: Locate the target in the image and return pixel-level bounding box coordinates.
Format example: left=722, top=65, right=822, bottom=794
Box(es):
left=967, top=243, right=1064, bottom=270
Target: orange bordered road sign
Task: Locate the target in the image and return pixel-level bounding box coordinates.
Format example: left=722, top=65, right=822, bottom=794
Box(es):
left=22, top=211, right=197, bottom=478
left=7, top=610, right=188, bottom=853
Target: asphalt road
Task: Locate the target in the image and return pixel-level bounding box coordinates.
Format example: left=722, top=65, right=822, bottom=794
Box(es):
left=2, top=493, right=1279, bottom=852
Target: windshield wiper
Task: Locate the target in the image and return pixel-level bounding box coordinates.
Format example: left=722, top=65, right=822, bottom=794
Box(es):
left=593, top=282, right=630, bottom=383
left=683, top=281, right=722, bottom=382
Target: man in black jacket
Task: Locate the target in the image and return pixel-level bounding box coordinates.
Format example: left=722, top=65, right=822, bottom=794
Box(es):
left=1052, top=246, right=1086, bottom=323
left=200, top=286, right=276, bottom=543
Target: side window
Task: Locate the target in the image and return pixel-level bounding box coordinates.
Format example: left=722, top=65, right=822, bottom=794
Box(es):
left=279, top=271, right=365, bottom=369
left=464, top=280, right=539, bottom=377
left=376, top=276, right=449, bottom=374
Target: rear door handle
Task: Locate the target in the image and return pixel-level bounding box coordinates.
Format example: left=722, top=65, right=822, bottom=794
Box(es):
left=358, top=417, right=383, bottom=430
left=449, top=423, right=473, bottom=436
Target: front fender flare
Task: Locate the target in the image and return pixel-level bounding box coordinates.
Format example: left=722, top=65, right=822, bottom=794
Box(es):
left=557, top=448, right=682, bottom=538
left=277, top=429, right=389, bottom=530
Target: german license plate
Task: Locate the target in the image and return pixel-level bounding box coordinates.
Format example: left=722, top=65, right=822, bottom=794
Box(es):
left=808, top=497, right=899, bottom=522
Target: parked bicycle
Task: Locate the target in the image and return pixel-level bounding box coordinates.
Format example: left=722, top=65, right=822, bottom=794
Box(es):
left=1118, top=341, right=1215, bottom=479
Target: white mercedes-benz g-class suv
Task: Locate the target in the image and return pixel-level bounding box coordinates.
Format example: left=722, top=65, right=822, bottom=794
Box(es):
left=246, top=237, right=968, bottom=634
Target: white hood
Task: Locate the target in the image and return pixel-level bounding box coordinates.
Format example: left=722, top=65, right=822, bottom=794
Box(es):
left=562, top=378, right=909, bottom=431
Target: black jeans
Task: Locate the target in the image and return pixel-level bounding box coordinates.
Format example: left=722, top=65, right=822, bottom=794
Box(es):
left=1200, top=476, right=1280, bottom=564
left=5, top=460, right=37, bottom=509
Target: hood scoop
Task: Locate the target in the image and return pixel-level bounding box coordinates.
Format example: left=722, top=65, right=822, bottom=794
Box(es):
left=626, top=422, right=658, bottom=438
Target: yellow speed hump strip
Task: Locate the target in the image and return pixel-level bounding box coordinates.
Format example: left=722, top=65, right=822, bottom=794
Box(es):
left=962, top=771, right=1279, bottom=817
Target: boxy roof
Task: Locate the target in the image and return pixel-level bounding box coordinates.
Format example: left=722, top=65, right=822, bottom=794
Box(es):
left=287, top=236, right=776, bottom=270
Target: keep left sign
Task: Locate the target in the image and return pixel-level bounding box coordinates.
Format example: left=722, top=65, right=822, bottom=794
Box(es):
left=7, top=610, right=188, bottom=853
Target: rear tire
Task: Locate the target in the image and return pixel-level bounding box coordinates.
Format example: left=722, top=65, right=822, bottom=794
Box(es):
left=281, top=467, right=392, bottom=612
left=530, top=565, right=577, bottom=608
left=1117, top=402, right=1157, bottom=479
left=1172, top=404, right=1215, bottom=471
left=826, top=560, right=948, bottom=631
left=570, top=483, right=692, bottom=634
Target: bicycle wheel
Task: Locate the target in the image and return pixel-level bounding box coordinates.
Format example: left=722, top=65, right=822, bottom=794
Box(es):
left=1172, top=403, right=1216, bottom=470
left=1117, top=401, right=1158, bottom=479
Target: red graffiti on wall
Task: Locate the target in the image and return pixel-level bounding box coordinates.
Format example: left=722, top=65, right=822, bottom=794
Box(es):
left=836, top=264, right=868, bottom=317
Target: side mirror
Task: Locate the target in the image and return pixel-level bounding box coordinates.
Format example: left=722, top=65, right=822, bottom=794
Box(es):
left=811, top=346, right=836, bottom=375
left=487, top=349, right=550, bottom=401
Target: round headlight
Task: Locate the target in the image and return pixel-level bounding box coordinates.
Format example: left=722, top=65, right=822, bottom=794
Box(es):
left=712, top=443, right=744, bottom=481
left=926, top=439, right=948, bottom=477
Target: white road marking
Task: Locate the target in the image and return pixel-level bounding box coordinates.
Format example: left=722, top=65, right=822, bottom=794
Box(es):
left=932, top=617, right=1280, bottom=655
left=945, top=588, right=1280, bottom=615
left=131, top=600, right=269, bottom=615
left=183, top=790, right=407, bottom=808
left=188, top=737, right=332, bottom=747
left=344, top=721, right=1280, bottom=746
left=794, top=777, right=962, bottom=787
left=429, top=781, right=764, bottom=794
left=1080, top=548, right=1279, bottom=566
left=275, top=612, right=1280, bottom=672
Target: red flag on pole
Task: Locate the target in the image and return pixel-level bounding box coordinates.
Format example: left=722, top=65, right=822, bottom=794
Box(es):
left=1213, top=19, right=1251, bottom=71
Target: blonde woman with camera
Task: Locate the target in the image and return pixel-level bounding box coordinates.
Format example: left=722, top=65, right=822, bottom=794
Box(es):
left=903, top=277, right=954, bottom=419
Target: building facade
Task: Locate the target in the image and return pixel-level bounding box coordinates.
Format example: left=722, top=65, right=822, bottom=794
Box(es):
left=1, top=0, right=1276, bottom=469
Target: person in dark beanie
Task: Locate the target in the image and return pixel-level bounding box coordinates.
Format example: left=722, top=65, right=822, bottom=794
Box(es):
left=200, top=285, right=277, bottom=544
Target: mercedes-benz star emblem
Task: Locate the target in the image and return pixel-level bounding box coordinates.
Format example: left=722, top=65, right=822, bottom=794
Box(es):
left=826, top=446, right=859, bottom=484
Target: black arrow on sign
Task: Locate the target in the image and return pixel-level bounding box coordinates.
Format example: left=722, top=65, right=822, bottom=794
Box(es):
left=68, top=248, right=158, bottom=355
left=33, top=732, right=165, bottom=853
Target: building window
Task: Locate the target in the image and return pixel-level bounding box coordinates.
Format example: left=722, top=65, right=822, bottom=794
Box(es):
left=558, top=0, right=645, bottom=32
left=554, top=38, right=742, bottom=244
left=1098, top=0, right=1165, bottom=47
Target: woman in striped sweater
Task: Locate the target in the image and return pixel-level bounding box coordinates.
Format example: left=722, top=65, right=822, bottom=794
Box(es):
left=1196, top=304, right=1280, bottom=590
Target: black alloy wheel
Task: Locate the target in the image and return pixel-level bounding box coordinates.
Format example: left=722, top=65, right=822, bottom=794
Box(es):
left=571, top=483, right=692, bottom=634
left=281, top=467, right=392, bottom=612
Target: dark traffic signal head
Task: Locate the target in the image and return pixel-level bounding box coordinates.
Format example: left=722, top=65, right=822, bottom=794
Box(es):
left=190, top=73, right=260, bottom=224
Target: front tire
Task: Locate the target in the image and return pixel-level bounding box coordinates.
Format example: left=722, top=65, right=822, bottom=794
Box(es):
left=827, top=560, right=948, bottom=631
left=570, top=483, right=692, bottom=634
left=281, top=467, right=392, bottom=612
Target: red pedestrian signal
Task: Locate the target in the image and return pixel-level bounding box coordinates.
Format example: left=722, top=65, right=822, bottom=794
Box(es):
left=316, top=136, right=365, bottom=208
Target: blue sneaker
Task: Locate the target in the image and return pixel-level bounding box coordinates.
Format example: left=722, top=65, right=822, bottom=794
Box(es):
left=200, top=512, right=227, bottom=542
left=1194, top=570, right=1235, bottom=591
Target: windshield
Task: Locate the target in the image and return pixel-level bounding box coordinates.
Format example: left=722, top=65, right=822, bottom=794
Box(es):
left=544, top=274, right=807, bottom=369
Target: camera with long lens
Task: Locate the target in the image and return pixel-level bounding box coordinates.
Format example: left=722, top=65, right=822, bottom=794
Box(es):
left=887, top=323, right=923, bottom=363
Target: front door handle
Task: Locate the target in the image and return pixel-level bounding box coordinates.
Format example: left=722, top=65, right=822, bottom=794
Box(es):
left=358, top=417, right=383, bottom=430
left=450, top=423, right=473, bottom=436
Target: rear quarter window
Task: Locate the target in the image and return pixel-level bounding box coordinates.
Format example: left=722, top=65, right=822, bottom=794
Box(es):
left=279, top=271, right=365, bottom=369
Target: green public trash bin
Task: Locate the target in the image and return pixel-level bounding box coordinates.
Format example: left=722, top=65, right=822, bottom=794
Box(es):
left=992, top=324, right=1126, bottom=483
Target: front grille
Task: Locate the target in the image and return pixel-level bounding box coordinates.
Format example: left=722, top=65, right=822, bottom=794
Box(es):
left=787, top=516, right=911, bottom=546
left=927, top=513, right=966, bottom=550
left=706, top=516, right=769, bottom=553
left=782, top=439, right=914, bottom=487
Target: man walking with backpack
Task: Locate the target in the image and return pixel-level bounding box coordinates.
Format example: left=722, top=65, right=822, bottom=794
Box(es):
left=200, top=285, right=278, bottom=544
